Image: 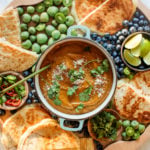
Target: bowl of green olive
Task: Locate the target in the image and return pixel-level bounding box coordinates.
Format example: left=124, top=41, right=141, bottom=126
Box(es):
left=0, top=71, right=29, bottom=110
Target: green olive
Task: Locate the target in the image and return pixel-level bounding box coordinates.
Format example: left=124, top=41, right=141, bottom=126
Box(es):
left=66, top=15, right=74, bottom=26
left=43, top=0, right=53, bottom=7
left=47, top=6, right=58, bottom=17
left=40, top=12, right=49, bottom=23
left=32, top=14, right=40, bottom=23
left=51, top=20, right=58, bottom=27
left=20, top=23, right=28, bottom=31
left=30, top=35, right=37, bottom=42
left=28, top=26, right=36, bottom=35
left=17, top=7, right=24, bottom=16
left=45, top=25, right=55, bottom=36
left=122, top=132, right=131, bottom=141
left=122, top=120, right=130, bottom=128
left=48, top=37, right=56, bottom=46
left=125, top=127, right=135, bottom=137
left=21, top=31, right=29, bottom=41
left=138, top=124, right=145, bottom=134
left=131, top=120, right=139, bottom=129
left=27, top=6, right=35, bottom=14
left=32, top=43, right=41, bottom=54
left=52, top=30, right=61, bottom=40
left=41, top=45, right=48, bottom=52
left=55, top=12, right=66, bottom=24
left=53, top=0, right=62, bottom=5
left=37, top=33, right=48, bottom=45
left=35, top=3, right=45, bottom=13
left=60, top=34, right=67, bottom=40
left=22, top=40, right=32, bottom=49
left=132, top=132, right=140, bottom=140
left=60, top=7, right=69, bottom=16
left=58, top=24, right=67, bottom=33
left=36, top=23, right=46, bottom=31
left=63, top=0, right=72, bottom=7
left=22, top=13, right=31, bottom=23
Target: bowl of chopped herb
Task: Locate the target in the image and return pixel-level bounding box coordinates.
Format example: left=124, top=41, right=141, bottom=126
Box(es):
left=35, top=25, right=117, bottom=131
left=0, top=71, right=29, bottom=110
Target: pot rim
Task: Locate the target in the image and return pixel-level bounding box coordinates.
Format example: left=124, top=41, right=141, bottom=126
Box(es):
left=35, top=37, right=117, bottom=120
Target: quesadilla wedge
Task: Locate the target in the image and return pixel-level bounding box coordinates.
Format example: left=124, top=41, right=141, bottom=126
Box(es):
left=0, top=39, right=38, bottom=72
left=1, top=104, right=51, bottom=150
left=18, top=119, right=80, bottom=150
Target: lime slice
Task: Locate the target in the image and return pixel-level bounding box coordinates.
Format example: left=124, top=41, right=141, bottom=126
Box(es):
left=140, top=38, right=150, bottom=57
left=143, top=51, right=150, bottom=65
left=124, top=49, right=141, bottom=66
left=125, top=34, right=142, bottom=49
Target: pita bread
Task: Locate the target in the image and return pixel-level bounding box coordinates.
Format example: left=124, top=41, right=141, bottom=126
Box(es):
left=1, top=104, right=51, bottom=150
left=18, top=119, right=80, bottom=150
left=79, top=0, right=136, bottom=34
left=0, top=39, right=38, bottom=72
left=0, top=8, right=21, bottom=46
left=114, top=71, right=150, bottom=123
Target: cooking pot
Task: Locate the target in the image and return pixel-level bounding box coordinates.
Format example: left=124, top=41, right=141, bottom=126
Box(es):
left=35, top=25, right=117, bottom=131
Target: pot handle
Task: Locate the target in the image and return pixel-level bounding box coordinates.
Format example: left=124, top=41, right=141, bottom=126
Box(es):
left=59, top=118, right=84, bottom=132
left=67, top=25, right=91, bottom=39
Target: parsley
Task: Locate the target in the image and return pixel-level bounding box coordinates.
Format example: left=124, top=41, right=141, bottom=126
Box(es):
left=53, top=98, right=62, bottom=106
left=75, top=103, right=84, bottom=112
left=68, top=68, right=84, bottom=82
left=67, top=86, right=78, bottom=96
left=59, top=63, right=66, bottom=70
left=79, top=86, right=93, bottom=101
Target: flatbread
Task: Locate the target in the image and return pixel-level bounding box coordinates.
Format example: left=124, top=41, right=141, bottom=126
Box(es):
left=0, top=8, right=21, bottom=46
left=0, top=39, right=38, bottom=72
left=114, top=71, right=150, bottom=123
left=1, top=104, right=51, bottom=150
left=18, top=119, right=80, bottom=150
left=80, top=0, right=136, bottom=34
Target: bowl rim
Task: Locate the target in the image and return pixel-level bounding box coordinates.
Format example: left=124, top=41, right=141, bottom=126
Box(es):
left=0, top=71, right=29, bottom=110
left=121, top=31, right=150, bottom=72
left=35, top=37, right=117, bottom=120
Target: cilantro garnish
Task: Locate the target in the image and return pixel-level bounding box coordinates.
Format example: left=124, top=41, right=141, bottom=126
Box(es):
left=68, top=68, right=84, bottom=82
left=75, top=103, right=84, bottom=112
left=67, top=86, right=78, bottom=96
left=91, top=59, right=109, bottom=77
left=79, top=86, right=93, bottom=101
left=59, top=63, right=66, bottom=70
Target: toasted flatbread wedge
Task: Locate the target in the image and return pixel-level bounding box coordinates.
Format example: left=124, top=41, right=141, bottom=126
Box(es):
left=1, top=104, right=51, bottom=150
left=114, top=71, right=150, bottom=123
left=80, top=0, right=136, bottom=34
left=0, top=39, right=38, bottom=72
left=18, top=119, right=80, bottom=150
left=0, top=8, right=21, bottom=46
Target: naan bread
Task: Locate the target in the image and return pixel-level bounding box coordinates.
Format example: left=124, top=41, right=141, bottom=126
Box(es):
left=80, top=0, right=136, bottom=34
left=114, top=71, right=150, bottom=123
left=0, top=8, right=21, bottom=46
left=1, top=104, right=51, bottom=150
left=0, top=39, right=38, bottom=72
left=18, top=119, right=80, bottom=150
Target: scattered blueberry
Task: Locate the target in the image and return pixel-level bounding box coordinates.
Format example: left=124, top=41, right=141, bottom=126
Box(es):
left=121, top=29, right=128, bottom=36
left=133, top=17, right=139, bottom=23
left=101, top=37, right=107, bottom=42
left=139, top=20, right=144, bottom=26
left=138, top=65, right=145, bottom=69
left=118, top=67, right=124, bottom=74
left=120, top=63, right=125, bottom=67
left=0, top=109, right=5, bottom=116
left=114, top=56, right=121, bottom=64
left=116, top=31, right=122, bottom=37
left=138, top=26, right=143, bottom=31
left=104, top=33, right=110, bottom=38
left=26, top=98, right=32, bottom=104
left=33, top=99, right=40, bottom=103
left=116, top=44, right=121, bottom=51
left=91, top=33, right=97, bottom=40
left=139, top=15, right=144, bottom=19
left=143, top=20, right=148, bottom=25
left=129, top=26, right=136, bottom=33
left=96, top=36, right=101, bottom=43
left=23, top=70, right=30, bottom=77
left=103, top=43, right=107, bottom=49
left=112, top=35, right=117, bottom=41
left=27, top=78, right=33, bottom=83
left=118, top=35, right=125, bottom=42
left=116, top=40, right=121, bottom=44
left=135, top=11, right=140, bottom=17
left=112, top=51, right=118, bottom=57
left=144, top=26, right=150, bottom=32
left=30, top=82, right=35, bottom=88
left=134, top=23, right=139, bottom=28
left=128, top=22, right=133, bottom=27
left=28, top=91, right=33, bottom=99
left=106, top=44, right=112, bottom=51
left=123, top=20, right=129, bottom=27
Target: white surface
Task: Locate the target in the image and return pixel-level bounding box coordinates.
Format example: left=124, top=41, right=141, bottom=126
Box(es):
left=0, top=0, right=13, bottom=13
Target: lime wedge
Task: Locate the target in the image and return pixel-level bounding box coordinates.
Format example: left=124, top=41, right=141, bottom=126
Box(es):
left=124, top=49, right=141, bottom=66
left=140, top=38, right=150, bottom=57
left=125, top=34, right=142, bottom=49
left=143, top=51, right=150, bottom=65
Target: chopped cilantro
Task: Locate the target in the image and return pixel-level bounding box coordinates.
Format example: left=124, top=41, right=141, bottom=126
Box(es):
left=79, top=86, right=93, bottom=101
left=75, top=103, right=84, bottom=112
left=53, top=98, right=62, bottom=106
left=59, top=63, right=66, bottom=70
left=55, top=75, right=62, bottom=81
left=67, top=86, right=78, bottom=96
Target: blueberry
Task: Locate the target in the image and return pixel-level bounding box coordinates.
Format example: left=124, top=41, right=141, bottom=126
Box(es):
left=120, top=63, right=125, bottom=67
left=28, top=91, right=33, bottom=99
left=91, top=33, right=97, bottom=40
left=111, top=45, right=115, bottom=50
left=31, top=89, right=37, bottom=97
left=139, top=15, right=144, bottom=19
left=33, top=99, right=40, bottom=103
left=112, top=51, right=117, bottom=57
left=118, top=35, right=125, bottom=42
left=133, top=17, right=139, bottom=23
left=96, top=36, right=101, bottom=43
left=102, top=37, right=107, bottom=42
left=116, top=40, right=121, bottom=44
left=128, top=22, right=133, bottom=27
left=116, top=44, right=121, bottom=51
left=23, top=70, right=30, bottom=77
left=116, top=31, right=122, bottom=37
left=108, top=35, right=112, bottom=41
left=138, top=26, right=143, bottom=31
left=134, top=23, right=139, bottom=28
left=111, top=41, right=115, bottom=45
left=114, top=56, right=121, bottom=64
left=112, top=35, right=117, bottom=41
left=103, top=43, right=107, bottom=48
left=139, top=20, right=144, bottom=26
left=104, top=33, right=110, bottom=38
left=26, top=99, right=32, bottom=104
left=123, top=20, right=129, bottom=27
left=107, top=44, right=112, bottom=51
left=30, top=82, right=35, bottom=88
left=122, top=29, right=129, bottom=36
left=129, top=26, right=136, bottom=33
left=118, top=67, right=124, bottom=74
left=0, top=109, right=5, bottom=116
left=27, top=78, right=33, bottom=83
left=144, top=26, right=150, bottom=32
left=117, top=72, right=121, bottom=79
left=143, top=20, right=148, bottom=25
left=135, top=11, right=140, bottom=17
